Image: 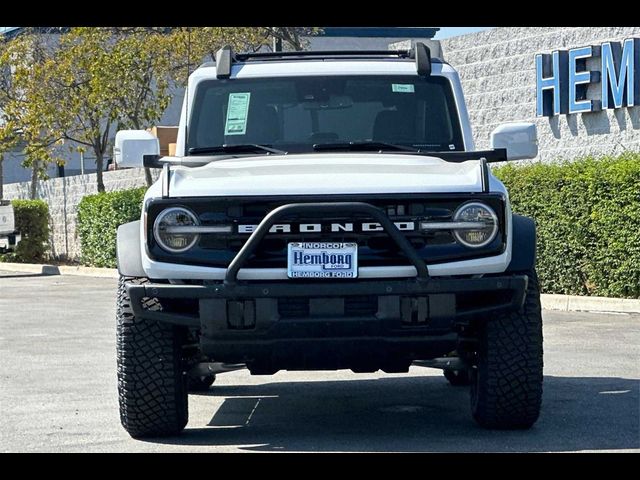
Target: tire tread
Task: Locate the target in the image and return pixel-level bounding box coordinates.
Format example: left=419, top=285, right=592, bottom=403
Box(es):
left=117, top=276, right=188, bottom=438
left=471, top=270, right=543, bottom=429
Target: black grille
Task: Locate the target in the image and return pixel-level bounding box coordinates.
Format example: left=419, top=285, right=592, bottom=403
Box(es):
left=278, top=295, right=378, bottom=318
left=278, top=298, right=309, bottom=318
left=146, top=193, right=507, bottom=268
left=345, top=295, right=378, bottom=316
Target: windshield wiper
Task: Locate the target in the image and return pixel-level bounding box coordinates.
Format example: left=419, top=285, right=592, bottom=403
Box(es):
left=312, top=141, right=419, bottom=152
left=189, top=144, right=287, bottom=155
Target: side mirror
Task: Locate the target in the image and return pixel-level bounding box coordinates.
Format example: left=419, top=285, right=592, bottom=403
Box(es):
left=490, top=122, right=538, bottom=160
left=114, top=130, right=160, bottom=168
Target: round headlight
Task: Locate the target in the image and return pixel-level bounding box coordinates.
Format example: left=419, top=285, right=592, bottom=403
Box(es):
left=153, top=207, right=200, bottom=253
left=452, top=202, right=498, bottom=248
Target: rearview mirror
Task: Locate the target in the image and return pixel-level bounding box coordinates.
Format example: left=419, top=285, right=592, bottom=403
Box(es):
left=490, top=122, right=538, bottom=160
left=303, top=94, right=354, bottom=110
left=114, top=130, right=160, bottom=168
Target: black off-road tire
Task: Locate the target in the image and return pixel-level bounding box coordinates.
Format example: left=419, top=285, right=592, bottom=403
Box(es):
left=444, top=368, right=472, bottom=386
left=187, top=374, right=216, bottom=392
left=117, top=276, right=188, bottom=438
left=470, top=269, right=543, bottom=429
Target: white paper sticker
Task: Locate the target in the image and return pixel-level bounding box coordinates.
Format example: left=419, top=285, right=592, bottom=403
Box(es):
left=224, top=92, right=251, bottom=135
left=392, top=84, right=415, bottom=93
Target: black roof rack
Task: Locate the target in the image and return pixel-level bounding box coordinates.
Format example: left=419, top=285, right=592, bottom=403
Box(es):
left=215, top=42, right=433, bottom=79
left=234, top=49, right=413, bottom=61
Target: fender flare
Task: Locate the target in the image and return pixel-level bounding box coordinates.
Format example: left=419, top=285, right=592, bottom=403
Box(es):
left=506, top=214, right=537, bottom=273
left=116, top=220, right=146, bottom=278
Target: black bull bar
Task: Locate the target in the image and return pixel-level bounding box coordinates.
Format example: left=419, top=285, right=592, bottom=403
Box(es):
left=127, top=202, right=528, bottom=327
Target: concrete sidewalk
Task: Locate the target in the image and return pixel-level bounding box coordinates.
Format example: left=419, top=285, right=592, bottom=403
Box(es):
left=0, top=262, right=118, bottom=279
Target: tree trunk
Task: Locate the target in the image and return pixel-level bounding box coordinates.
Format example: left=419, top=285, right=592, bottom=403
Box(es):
left=144, top=167, right=153, bottom=186
left=95, top=152, right=105, bottom=193
left=0, top=154, right=4, bottom=200
left=30, top=160, right=39, bottom=199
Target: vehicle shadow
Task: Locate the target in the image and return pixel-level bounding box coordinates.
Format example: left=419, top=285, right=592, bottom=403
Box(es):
left=144, top=374, right=639, bottom=452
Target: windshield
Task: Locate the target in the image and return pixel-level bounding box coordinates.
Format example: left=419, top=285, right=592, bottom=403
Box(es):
left=187, top=75, right=464, bottom=155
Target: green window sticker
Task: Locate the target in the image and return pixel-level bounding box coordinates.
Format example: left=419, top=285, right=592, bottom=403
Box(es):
left=392, top=84, right=415, bottom=93
left=224, top=92, right=251, bottom=135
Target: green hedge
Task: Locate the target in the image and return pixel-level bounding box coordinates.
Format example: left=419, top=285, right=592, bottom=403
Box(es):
left=77, top=187, right=146, bottom=268
left=494, top=153, right=640, bottom=298
left=1, top=200, right=50, bottom=263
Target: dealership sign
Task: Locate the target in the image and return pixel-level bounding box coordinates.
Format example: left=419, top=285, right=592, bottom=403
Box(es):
left=536, top=38, right=639, bottom=116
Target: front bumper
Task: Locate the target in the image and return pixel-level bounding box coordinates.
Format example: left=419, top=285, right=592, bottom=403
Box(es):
left=127, top=275, right=528, bottom=327
left=126, top=275, right=527, bottom=369
left=128, top=201, right=526, bottom=369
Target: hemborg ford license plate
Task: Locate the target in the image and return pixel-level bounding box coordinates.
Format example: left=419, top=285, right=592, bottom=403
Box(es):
left=287, top=242, right=358, bottom=279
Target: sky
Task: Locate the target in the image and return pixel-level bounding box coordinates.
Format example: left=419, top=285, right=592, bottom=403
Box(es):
left=434, top=27, right=493, bottom=39
left=1, top=27, right=494, bottom=39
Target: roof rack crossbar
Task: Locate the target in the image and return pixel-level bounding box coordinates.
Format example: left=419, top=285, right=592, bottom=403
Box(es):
left=212, top=44, right=433, bottom=77
left=234, top=49, right=413, bottom=62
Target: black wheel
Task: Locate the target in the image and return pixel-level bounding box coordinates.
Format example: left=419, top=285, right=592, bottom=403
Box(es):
left=117, top=276, right=188, bottom=438
left=470, top=269, right=543, bottom=429
left=444, top=368, right=472, bottom=386
left=187, top=374, right=216, bottom=392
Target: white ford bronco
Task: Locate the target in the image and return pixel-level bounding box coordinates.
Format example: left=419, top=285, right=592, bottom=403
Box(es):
left=114, top=42, right=543, bottom=438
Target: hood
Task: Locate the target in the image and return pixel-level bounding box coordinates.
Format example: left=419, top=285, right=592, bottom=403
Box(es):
left=167, top=153, right=485, bottom=197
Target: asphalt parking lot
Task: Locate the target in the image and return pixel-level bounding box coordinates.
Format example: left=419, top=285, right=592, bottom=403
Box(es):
left=0, top=268, right=638, bottom=452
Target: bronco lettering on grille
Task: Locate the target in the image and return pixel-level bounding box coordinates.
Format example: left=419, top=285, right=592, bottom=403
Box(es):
left=238, top=222, right=416, bottom=234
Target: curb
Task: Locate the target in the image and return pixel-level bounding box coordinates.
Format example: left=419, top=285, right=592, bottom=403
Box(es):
left=540, top=294, right=640, bottom=314
left=1, top=262, right=639, bottom=314
left=0, top=262, right=118, bottom=279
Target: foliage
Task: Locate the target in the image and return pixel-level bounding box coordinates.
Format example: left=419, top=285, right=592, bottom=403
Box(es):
left=494, top=153, right=640, bottom=298
left=0, top=27, right=320, bottom=194
left=0, top=31, right=66, bottom=196
left=262, top=27, right=322, bottom=51
left=77, top=187, right=146, bottom=268
left=165, top=27, right=268, bottom=85
left=0, top=199, right=49, bottom=262
left=43, top=28, right=128, bottom=193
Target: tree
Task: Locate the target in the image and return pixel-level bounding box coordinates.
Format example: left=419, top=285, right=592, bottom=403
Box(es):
left=0, top=29, right=65, bottom=199
left=0, top=56, right=11, bottom=200
left=1, top=36, right=21, bottom=200
left=261, top=27, right=322, bottom=51
left=107, top=28, right=173, bottom=186
left=0, top=27, right=319, bottom=196
left=165, top=27, right=267, bottom=86
left=42, top=27, right=124, bottom=193
left=42, top=27, right=271, bottom=192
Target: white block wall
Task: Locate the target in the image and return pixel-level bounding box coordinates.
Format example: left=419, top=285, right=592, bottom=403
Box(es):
left=441, top=27, right=640, bottom=161
left=4, top=168, right=157, bottom=260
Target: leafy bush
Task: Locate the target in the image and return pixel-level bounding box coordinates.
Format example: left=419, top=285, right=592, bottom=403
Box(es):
left=494, top=153, right=640, bottom=298
left=1, top=200, right=50, bottom=263
left=77, top=187, right=146, bottom=268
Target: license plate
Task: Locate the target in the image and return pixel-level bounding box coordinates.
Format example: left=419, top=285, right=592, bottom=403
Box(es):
left=287, top=242, right=358, bottom=279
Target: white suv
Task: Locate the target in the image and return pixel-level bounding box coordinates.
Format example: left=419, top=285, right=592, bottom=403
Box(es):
left=113, top=42, right=543, bottom=438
